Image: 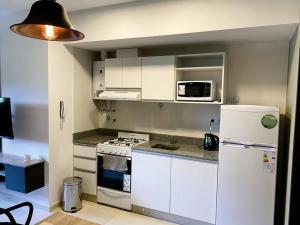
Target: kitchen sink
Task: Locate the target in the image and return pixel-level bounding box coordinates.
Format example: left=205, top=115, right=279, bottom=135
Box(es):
left=151, top=144, right=180, bottom=151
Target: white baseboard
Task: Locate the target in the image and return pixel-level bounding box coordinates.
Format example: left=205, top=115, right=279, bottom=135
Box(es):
left=49, top=201, right=62, bottom=211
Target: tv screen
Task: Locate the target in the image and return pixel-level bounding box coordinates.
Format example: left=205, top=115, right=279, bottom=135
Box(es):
left=0, top=97, right=14, bottom=139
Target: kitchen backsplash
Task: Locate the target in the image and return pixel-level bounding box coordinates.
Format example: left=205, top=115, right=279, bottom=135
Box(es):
left=97, top=101, right=221, bottom=138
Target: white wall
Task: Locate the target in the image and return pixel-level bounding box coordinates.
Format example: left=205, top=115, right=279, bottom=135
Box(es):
left=98, top=41, right=289, bottom=138
left=48, top=42, right=74, bottom=207
left=70, top=0, right=300, bottom=43
left=0, top=12, right=49, bottom=207
left=227, top=41, right=289, bottom=114
left=284, top=27, right=300, bottom=225
left=99, top=101, right=221, bottom=137
left=73, top=48, right=99, bottom=132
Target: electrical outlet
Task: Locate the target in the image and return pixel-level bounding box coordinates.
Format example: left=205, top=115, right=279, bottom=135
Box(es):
left=209, top=118, right=220, bottom=124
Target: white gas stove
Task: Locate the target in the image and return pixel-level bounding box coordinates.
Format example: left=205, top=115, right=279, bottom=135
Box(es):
left=97, top=132, right=149, bottom=157
left=96, top=132, right=150, bottom=210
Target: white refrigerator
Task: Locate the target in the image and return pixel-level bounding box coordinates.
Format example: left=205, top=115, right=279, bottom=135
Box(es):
left=216, top=105, right=279, bottom=225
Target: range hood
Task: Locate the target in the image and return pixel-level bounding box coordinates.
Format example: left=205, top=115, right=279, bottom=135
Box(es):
left=97, top=91, right=141, bottom=101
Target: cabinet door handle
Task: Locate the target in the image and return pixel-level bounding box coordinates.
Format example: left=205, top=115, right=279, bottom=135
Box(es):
left=74, top=155, right=96, bottom=161
left=74, top=168, right=96, bottom=174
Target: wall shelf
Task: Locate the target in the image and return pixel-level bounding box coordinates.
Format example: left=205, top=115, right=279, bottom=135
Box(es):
left=176, top=66, right=223, bottom=72
left=175, top=52, right=227, bottom=104
left=174, top=101, right=223, bottom=105
left=176, top=52, right=225, bottom=58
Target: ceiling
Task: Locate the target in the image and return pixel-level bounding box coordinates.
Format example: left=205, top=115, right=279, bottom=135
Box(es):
left=67, top=24, right=298, bottom=51
left=0, top=0, right=139, bottom=14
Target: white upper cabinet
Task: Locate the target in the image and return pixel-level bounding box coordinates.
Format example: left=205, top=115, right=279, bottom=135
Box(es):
left=170, top=157, right=218, bottom=224
left=105, top=58, right=123, bottom=88
left=142, top=56, right=175, bottom=101
left=105, top=57, right=141, bottom=89
left=132, top=151, right=171, bottom=213
left=122, top=57, right=142, bottom=88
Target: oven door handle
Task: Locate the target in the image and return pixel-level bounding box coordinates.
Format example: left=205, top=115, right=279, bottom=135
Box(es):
left=97, top=153, right=132, bottom=161
left=97, top=187, right=131, bottom=197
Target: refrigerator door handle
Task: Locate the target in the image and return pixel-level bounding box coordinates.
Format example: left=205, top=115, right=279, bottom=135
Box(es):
left=220, top=142, right=243, bottom=147
left=248, top=146, right=277, bottom=152
left=220, top=142, right=277, bottom=152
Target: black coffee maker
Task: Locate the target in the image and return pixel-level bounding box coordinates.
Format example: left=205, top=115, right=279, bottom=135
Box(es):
left=204, top=119, right=219, bottom=151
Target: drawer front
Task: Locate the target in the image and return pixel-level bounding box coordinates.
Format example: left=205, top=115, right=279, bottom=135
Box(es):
left=97, top=187, right=131, bottom=210
left=74, top=170, right=96, bottom=195
left=74, top=145, right=96, bottom=159
left=74, top=157, right=96, bottom=172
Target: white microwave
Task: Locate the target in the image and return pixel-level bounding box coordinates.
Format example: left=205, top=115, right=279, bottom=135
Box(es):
left=176, top=81, right=216, bottom=101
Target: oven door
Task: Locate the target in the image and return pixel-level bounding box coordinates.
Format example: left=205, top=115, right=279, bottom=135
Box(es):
left=97, top=153, right=131, bottom=193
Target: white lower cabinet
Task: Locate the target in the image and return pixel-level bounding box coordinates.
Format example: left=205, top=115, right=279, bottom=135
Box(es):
left=132, top=151, right=171, bottom=213
left=74, top=169, right=97, bottom=195
left=74, top=145, right=97, bottom=159
left=170, top=157, right=218, bottom=224
left=74, top=157, right=97, bottom=172
left=73, top=145, right=97, bottom=196
left=132, top=150, right=218, bottom=224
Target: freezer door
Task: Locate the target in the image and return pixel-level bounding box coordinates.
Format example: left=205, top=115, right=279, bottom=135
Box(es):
left=216, top=143, right=277, bottom=225
left=220, top=106, right=279, bottom=146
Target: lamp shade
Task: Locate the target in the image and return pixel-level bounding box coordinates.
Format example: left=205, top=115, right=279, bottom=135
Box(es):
left=10, top=0, right=84, bottom=41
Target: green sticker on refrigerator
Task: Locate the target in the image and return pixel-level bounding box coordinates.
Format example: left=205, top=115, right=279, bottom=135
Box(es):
left=261, top=114, right=278, bottom=129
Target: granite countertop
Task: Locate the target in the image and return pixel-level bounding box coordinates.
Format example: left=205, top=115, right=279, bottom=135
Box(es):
left=73, top=129, right=218, bottom=162
left=132, top=140, right=218, bottom=162
left=73, top=134, right=115, bottom=147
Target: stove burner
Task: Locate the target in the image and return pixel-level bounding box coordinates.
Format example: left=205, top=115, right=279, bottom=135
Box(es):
left=104, top=137, right=146, bottom=147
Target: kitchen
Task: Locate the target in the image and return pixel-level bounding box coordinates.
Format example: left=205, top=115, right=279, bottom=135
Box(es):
left=71, top=40, right=288, bottom=225
left=0, top=1, right=299, bottom=225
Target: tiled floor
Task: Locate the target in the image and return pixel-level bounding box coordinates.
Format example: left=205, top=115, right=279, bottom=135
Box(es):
left=0, top=192, right=52, bottom=225
left=55, top=201, right=178, bottom=225
left=1, top=193, right=177, bottom=225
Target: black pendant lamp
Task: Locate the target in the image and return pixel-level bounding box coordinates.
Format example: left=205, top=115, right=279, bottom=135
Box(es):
left=10, top=0, right=84, bottom=41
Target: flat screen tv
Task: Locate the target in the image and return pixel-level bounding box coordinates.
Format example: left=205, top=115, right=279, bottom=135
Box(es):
left=0, top=97, right=14, bottom=139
